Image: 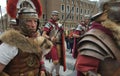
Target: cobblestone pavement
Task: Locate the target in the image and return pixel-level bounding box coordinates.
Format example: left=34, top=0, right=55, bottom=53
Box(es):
left=45, top=49, right=77, bottom=76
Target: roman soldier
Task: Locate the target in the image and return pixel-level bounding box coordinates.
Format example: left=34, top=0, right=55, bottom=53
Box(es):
left=0, top=0, right=53, bottom=76
left=75, top=0, right=120, bottom=76
left=42, top=10, right=66, bottom=76
left=72, top=23, right=85, bottom=59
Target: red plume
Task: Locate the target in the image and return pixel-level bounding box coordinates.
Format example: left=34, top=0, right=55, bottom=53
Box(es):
left=31, top=0, right=42, bottom=18
left=7, top=0, right=19, bottom=18
left=7, top=0, right=42, bottom=18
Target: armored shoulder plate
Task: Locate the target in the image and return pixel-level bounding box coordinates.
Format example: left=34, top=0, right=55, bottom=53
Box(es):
left=77, top=29, right=120, bottom=60
left=44, top=22, right=54, bottom=29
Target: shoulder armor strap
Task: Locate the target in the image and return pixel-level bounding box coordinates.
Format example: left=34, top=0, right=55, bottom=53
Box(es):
left=44, top=22, right=51, bottom=28
left=44, top=22, right=55, bottom=29
left=78, top=29, right=120, bottom=60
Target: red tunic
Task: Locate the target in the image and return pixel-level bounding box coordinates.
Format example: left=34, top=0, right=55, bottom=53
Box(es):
left=72, top=30, right=81, bottom=58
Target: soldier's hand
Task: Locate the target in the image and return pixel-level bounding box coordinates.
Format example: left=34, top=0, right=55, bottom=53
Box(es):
left=51, top=36, right=57, bottom=42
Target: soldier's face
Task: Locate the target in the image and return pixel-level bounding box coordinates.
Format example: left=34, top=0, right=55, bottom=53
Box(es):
left=52, top=15, right=59, bottom=21
left=25, top=19, right=38, bottom=32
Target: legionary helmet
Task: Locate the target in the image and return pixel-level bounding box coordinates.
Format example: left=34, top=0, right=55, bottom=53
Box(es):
left=7, top=0, right=42, bottom=29
left=107, top=1, right=120, bottom=22
left=90, top=0, right=110, bottom=21
left=51, top=10, right=59, bottom=16
left=17, top=7, right=38, bottom=19
left=7, top=0, right=42, bottom=19
left=91, top=0, right=120, bottom=22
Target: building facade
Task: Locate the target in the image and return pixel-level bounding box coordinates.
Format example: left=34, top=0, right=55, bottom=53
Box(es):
left=40, top=0, right=98, bottom=29
left=0, top=0, right=98, bottom=31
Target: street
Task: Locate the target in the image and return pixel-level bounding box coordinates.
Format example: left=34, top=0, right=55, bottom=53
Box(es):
left=45, top=49, right=77, bottom=76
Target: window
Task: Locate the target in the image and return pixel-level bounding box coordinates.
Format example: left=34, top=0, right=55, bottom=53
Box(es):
left=72, top=0, right=74, bottom=4
left=84, top=9, right=86, bottom=14
left=71, top=6, right=74, bottom=14
left=80, top=9, right=82, bottom=14
left=76, top=7, right=79, bottom=14
left=66, top=5, right=70, bottom=13
left=61, top=5, right=65, bottom=12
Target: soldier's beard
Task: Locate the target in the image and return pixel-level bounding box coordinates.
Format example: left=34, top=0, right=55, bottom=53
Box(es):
left=102, top=19, right=120, bottom=46
left=18, top=19, right=38, bottom=37
left=20, top=24, right=37, bottom=37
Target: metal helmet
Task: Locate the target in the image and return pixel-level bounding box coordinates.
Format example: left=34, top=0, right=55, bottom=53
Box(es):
left=107, top=1, right=120, bottom=22
left=51, top=10, right=59, bottom=16
left=17, top=7, right=38, bottom=19
left=90, top=12, right=103, bottom=21
left=90, top=0, right=110, bottom=21
left=7, top=0, right=42, bottom=36
left=16, top=7, right=40, bottom=35
left=7, top=0, right=42, bottom=19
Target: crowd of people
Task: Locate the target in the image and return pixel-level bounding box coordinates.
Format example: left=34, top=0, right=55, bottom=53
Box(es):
left=0, top=0, right=120, bottom=76
left=64, top=17, right=90, bottom=58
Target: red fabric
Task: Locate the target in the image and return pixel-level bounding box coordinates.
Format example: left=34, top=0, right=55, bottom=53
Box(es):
left=40, top=60, right=44, bottom=65
left=72, top=30, right=80, bottom=58
left=40, top=60, right=45, bottom=71
left=7, top=0, right=18, bottom=18
left=76, top=54, right=100, bottom=72
left=43, top=27, right=50, bottom=32
left=43, top=19, right=58, bottom=35
left=51, top=45, right=59, bottom=61
left=74, top=30, right=80, bottom=35
left=32, top=0, right=42, bottom=18
left=72, top=38, right=78, bottom=58
left=90, top=21, right=113, bottom=37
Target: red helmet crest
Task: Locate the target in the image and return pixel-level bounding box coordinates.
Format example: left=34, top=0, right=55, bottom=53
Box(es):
left=7, top=0, right=42, bottom=18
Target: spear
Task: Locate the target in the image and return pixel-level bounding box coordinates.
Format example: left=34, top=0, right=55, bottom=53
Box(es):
left=53, top=0, right=76, bottom=37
